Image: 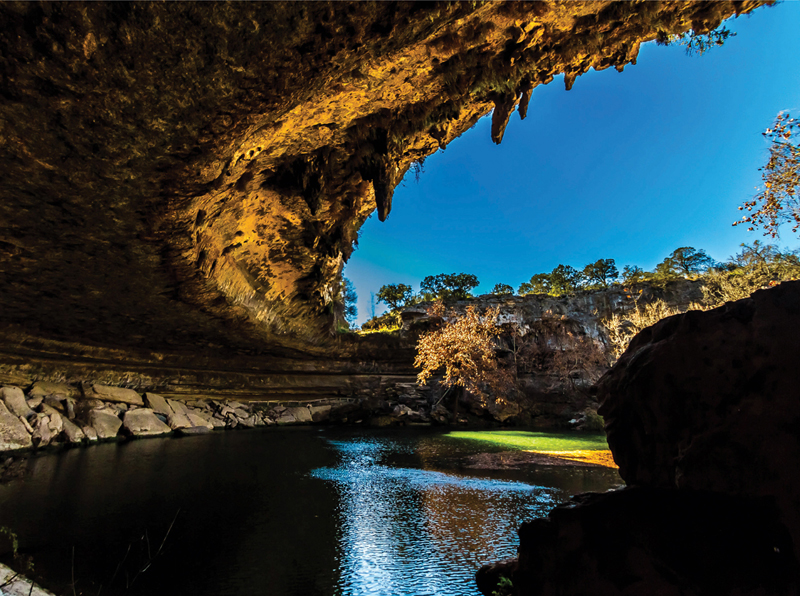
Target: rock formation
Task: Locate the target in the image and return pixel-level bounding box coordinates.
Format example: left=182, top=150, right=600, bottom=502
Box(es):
left=0, top=1, right=766, bottom=377
left=478, top=281, right=800, bottom=595
left=598, top=280, right=800, bottom=550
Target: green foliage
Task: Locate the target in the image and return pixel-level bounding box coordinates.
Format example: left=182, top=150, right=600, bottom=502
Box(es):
left=582, top=258, right=619, bottom=289
left=341, top=277, right=357, bottom=325
left=660, top=26, right=736, bottom=56
left=549, top=264, right=583, bottom=295
left=701, top=241, right=800, bottom=305
left=359, top=310, right=402, bottom=333
left=377, top=283, right=413, bottom=311
left=490, top=283, right=514, bottom=295
left=0, top=526, right=34, bottom=579
left=518, top=273, right=551, bottom=296
left=492, top=575, right=514, bottom=596
left=735, top=113, right=800, bottom=237
left=621, top=265, right=649, bottom=285
left=656, top=247, right=715, bottom=277
left=420, top=272, right=479, bottom=301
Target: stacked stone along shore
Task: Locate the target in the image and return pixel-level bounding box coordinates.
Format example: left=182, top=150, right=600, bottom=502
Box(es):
left=0, top=381, right=354, bottom=453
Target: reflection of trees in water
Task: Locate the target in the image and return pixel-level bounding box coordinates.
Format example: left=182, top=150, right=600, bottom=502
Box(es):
left=321, top=437, right=558, bottom=596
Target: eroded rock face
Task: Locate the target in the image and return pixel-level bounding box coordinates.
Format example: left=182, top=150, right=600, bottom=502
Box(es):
left=0, top=1, right=765, bottom=359
left=597, top=281, right=800, bottom=547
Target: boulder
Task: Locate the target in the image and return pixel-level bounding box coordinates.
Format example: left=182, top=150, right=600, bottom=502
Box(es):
left=40, top=404, right=63, bottom=435
left=0, top=400, right=33, bottom=451
left=64, top=397, right=77, bottom=419
left=597, top=281, right=800, bottom=547
left=176, top=425, right=211, bottom=436
left=232, top=407, right=250, bottom=420
left=59, top=414, right=85, bottom=443
left=310, top=405, right=331, bottom=422
left=189, top=409, right=223, bottom=429
left=165, top=400, right=193, bottom=429
left=287, top=406, right=313, bottom=423
left=488, top=488, right=798, bottom=596
left=122, top=408, right=172, bottom=437
left=144, top=392, right=172, bottom=416
left=86, top=384, right=144, bottom=406
left=81, top=425, right=98, bottom=442
left=87, top=409, right=123, bottom=439
left=166, top=411, right=192, bottom=430
left=29, top=381, right=79, bottom=399
left=26, top=396, right=43, bottom=409
left=31, top=414, right=53, bottom=447
left=1, top=386, right=36, bottom=421
left=167, top=398, right=190, bottom=415
left=275, top=411, right=296, bottom=425
left=42, top=395, right=66, bottom=412
left=186, top=412, right=213, bottom=430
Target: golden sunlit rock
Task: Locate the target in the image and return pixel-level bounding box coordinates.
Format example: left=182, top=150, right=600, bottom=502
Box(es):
left=0, top=1, right=766, bottom=362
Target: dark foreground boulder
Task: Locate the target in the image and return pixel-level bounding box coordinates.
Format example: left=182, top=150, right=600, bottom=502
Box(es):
left=597, top=281, right=800, bottom=547
left=477, top=487, right=797, bottom=596
left=479, top=282, right=800, bottom=595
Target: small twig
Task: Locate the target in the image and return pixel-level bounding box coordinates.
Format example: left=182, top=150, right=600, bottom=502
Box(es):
left=109, top=543, right=131, bottom=588
left=0, top=572, right=20, bottom=590
left=156, top=508, right=181, bottom=558
left=129, top=509, right=181, bottom=589
left=434, top=386, right=453, bottom=407
left=71, top=545, right=77, bottom=596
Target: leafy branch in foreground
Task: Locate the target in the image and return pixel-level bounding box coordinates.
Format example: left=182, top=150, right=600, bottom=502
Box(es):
left=658, top=26, right=736, bottom=56
left=735, top=113, right=800, bottom=237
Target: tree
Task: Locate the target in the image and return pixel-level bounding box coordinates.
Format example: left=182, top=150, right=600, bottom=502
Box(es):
left=376, top=283, right=413, bottom=311
left=735, top=113, right=800, bottom=237
left=582, top=259, right=619, bottom=289
left=490, top=283, right=514, bottom=295
left=420, top=273, right=479, bottom=301
left=415, top=303, right=511, bottom=406
left=549, top=264, right=583, bottom=295
left=621, top=265, right=649, bottom=285
left=657, top=247, right=715, bottom=277
left=518, top=273, right=551, bottom=296
left=701, top=241, right=800, bottom=306
left=341, top=277, right=357, bottom=325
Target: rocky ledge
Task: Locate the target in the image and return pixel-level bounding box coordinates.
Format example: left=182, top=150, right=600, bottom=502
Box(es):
left=0, top=381, right=354, bottom=452
left=0, top=378, right=491, bottom=453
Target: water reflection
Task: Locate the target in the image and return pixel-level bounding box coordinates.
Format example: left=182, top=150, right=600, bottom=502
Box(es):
left=311, top=438, right=557, bottom=596
left=0, top=428, right=619, bottom=596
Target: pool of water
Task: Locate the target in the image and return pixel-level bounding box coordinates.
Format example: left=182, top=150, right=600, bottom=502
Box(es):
left=0, top=427, right=621, bottom=596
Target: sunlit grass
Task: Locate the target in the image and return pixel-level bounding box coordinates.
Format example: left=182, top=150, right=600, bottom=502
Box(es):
left=446, top=430, right=609, bottom=452
left=446, top=430, right=617, bottom=468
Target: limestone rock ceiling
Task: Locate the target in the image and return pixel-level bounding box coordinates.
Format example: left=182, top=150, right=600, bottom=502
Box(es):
left=0, top=1, right=766, bottom=355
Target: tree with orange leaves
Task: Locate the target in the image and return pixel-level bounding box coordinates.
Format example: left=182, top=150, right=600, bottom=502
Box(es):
left=735, top=113, right=800, bottom=237
left=414, top=301, right=512, bottom=408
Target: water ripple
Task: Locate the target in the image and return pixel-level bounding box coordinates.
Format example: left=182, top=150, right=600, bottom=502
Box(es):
left=310, top=437, right=558, bottom=596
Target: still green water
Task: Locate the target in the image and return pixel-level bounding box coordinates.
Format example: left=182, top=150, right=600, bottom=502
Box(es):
left=0, top=427, right=620, bottom=596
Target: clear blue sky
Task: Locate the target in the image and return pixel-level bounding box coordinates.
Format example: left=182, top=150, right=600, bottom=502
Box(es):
left=346, top=3, right=800, bottom=325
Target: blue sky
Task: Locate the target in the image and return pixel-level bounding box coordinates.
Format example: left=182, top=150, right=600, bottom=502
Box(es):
left=346, top=2, right=800, bottom=324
